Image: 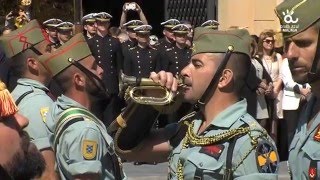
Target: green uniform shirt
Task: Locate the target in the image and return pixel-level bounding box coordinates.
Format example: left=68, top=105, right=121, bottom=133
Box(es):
left=288, top=96, right=320, bottom=179
left=11, top=78, right=53, bottom=150
left=48, top=95, right=126, bottom=180
left=168, top=99, right=279, bottom=179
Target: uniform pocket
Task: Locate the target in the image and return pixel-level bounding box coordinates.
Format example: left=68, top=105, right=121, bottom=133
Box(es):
left=187, top=151, right=223, bottom=173
left=302, top=140, right=320, bottom=160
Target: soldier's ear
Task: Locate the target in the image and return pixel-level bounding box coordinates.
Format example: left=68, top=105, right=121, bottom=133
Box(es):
left=26, top=57, right=38, bottom=72
left=74, top=72, right=85, bottom=87
left=217, top=69, right=233, bottom=89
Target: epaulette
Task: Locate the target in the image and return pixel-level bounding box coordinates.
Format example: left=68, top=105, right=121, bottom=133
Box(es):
left=166, top=47, right=174, bottom=51
left=178, top=111, right=197, bottom=124
left=129, top=46, right=137, bottom=51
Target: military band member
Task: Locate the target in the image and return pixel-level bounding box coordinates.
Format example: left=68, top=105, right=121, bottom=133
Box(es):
left=161, top=24, right=191, bottom=75
left=82, top=13, right=97, bottom=40
left=159, top=19, right=180, bottom=50
left=39, top=33, right=126, bottom=180
left=275, top=0, right=320, bottom=179
left=123, top=24, right=161, bottom=78
left=43, top=18, right=62, bottom=52
left=112, top=28, right=279, bottom=179
left=0, top=20, right=59, bottom=179
left=87, top=12, right=124, bottom=126
left=201, top=20, right=220, bottom=30
left=56, top=21, right=74, bottom=46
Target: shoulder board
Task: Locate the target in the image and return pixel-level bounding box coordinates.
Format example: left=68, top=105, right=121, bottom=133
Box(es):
left=129, top=46, right=137, bottom=50
left=166, top=47, right=174, bottom=51
left=178, top=111, right=197, bottom=124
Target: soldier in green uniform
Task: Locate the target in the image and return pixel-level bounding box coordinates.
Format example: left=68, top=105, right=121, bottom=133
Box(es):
left=0, top=80, right=45, bottom=180
left=0, top=20, right=59, bottom=180
left=39, top=33, right=126, bottom=180
left=111, top=28, right=279, bottom=179
left=275, top=0, right=320, bottom=179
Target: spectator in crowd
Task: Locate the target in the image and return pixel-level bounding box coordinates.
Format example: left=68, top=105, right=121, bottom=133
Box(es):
left=0, top=80, right=45, bottom=180
left=258, top=29, right=283, bottom=141
left=109, top=26, right=121, bottom=39
left=117, top=31, right=129, bottom=43
left=119, top=2, right=148, bottom=28
left=0, top=20, right=59, bottom=179
left=81, top=13, right=96, bottom=40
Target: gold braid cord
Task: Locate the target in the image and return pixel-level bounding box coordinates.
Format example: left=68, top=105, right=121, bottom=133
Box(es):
left=176, top=121, right=268, bottom=180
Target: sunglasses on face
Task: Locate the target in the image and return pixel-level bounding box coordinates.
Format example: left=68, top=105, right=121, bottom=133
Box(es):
left=263, top=39, right=275, bottom=44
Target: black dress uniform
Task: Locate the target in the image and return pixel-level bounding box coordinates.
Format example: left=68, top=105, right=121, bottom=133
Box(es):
left=124, top=45, right=161, bottom=78
left=87, top=12, right=124, bottom=127
left=81, top=13, right=97, bottom=41
left=158, top=19, right=180, bottom=52
left=161, top=46, right=191, bottom=75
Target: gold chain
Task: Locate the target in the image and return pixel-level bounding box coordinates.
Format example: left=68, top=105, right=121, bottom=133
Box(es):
left=176, top=120, right=268, bottom=179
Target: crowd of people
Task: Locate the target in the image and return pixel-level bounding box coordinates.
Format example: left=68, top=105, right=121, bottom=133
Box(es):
left=0, top=0, right=319, bottom=179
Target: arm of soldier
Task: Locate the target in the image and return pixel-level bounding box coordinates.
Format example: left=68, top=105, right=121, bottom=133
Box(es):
left=119, top=127, right=172, bottom=162
left=19, top=96, right=59, bottom=179
left=62, top=122, right=104, bottom=179
left=233, top=133, right=278, bottom=179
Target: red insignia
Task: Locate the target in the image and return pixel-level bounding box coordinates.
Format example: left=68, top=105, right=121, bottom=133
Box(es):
left=313, top=125, right=320, bottom=142
left=309, top=167, right=316, bottom=179
left=199, top=144, right=224, bottom=160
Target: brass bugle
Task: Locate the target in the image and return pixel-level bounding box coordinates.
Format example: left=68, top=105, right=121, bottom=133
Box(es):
left=119, top=72, right=185, bottom=106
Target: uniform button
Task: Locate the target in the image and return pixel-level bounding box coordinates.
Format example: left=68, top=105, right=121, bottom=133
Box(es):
left=199, top=163, right=203, bottom=167
left=149, top=56, right=151, bottom=58
left=97, top=50, right=100, bottom=52
left=96, top=40, right=99, bottom=42
left=97, top=45, right=99, bottom=47
left=139, top=71, right=141, bottom=74
left=150, top=61, right=152, bottom=63
left=137, top=56, right=140, bottom=58
left=109, top=39, right=111, bottom=42
left=98, top=61, right=101, bottom=64
left=138, top=66, right=141, bottom=68
left=111, top=55, right=113, bottom=57
left=111, top=72, right=114, bottom=74
left=110, top=49, right=113, bottom=52
left=98, top=56, right=101, bottom=58
left=175, top=51, right=177, bottom=54
left=109, top=44, right=112, bottom=46
left=175, top=57, right=178, bottom=59
left=138, top=61, right=140, bottom=63
left=176, top=67, right=179, bottom=69
left=176, top=61, right=178, bottom=64
left=148, top=51, right=151, bottom=54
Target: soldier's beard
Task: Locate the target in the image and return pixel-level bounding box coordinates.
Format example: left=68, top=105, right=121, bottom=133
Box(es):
left=85, top=76, right=109, bottom=101
left=3, top=132, right=45, bottom=180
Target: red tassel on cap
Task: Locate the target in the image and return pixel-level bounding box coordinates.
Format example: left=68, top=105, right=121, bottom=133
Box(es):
left=0, top=81, right=18, bottom=117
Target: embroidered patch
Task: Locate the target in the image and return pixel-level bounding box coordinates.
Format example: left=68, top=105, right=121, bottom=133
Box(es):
left=256, top=140, right=278, bottom=173
left=40, top=107, right=49, bottom=123
left=309, top=167, right=316, bottom=179
left=199, top=144, right=224, bottom=160
left=314, top=125, right=320, bottom=142
left=82, top=140, right=97, bottom=160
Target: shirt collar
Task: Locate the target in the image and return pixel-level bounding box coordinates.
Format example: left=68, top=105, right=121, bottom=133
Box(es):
left=56, top=94, right=86, bottom=111
left=17, top=78, right=49, bottom=91
left=209, top=99, right=248, bottom=128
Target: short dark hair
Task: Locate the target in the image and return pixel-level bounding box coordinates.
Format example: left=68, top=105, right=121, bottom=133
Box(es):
left=53, top=66, right=77, bottom=93
left=9, top=49, right=38, bottom=78
left=226, top=53, right=251, bottom=95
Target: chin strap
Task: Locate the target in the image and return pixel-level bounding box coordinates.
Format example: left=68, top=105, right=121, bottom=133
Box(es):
left=307, top=28, right=320, bottom=83
left=67, top=58, right=110, bottom=98
left=196, top=46, right=234, bottom=111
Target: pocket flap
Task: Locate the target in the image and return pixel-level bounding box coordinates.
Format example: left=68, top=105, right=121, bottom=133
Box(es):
left=302, top=140, right=320, bottom=160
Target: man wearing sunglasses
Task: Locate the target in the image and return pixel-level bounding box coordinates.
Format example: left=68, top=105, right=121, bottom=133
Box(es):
left=0, top=20, right=59, bottom=179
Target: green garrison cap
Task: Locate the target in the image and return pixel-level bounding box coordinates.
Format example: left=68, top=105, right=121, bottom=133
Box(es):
left=191, top=27, right=251, bottom=57
left=275, top=0, right=320, bottom=38
left=0, top=19, right=47, bottom=58
left=39, top=33, right=92, bottom=77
